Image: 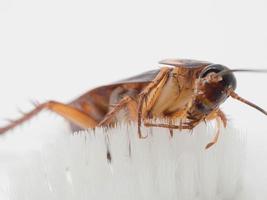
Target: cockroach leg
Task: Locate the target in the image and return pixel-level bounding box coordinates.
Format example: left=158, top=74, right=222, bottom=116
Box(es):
left=106, top=150, right=112, bottom=163
left=204, top=109, right=227, bottom=149
left=169, top=128, right=174, bottom=137
left=137, top=67, right=170, bottom=138
left=98, top=96, right=137, bottom=126
left=179, top=119, right=183, bottom=131
left=0, top=101, right=98, bottom=134
left=217, top=109, right=227, bottom=128
left=168, top=121, right=174, bottom=137
left=144, top=122, right=193, bottom=130
left=205, top=117, right=221, bottom=149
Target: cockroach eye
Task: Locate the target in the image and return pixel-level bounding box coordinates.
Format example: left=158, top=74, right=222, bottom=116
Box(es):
left=199, top=64, right=237, bottom=90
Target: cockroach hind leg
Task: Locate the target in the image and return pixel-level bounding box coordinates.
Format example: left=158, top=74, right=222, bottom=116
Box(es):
left=0, top=103, right=46, bottom=134
left=30, top=99, right=40, bottom=107
left=0, top=101, right=98, bottom=134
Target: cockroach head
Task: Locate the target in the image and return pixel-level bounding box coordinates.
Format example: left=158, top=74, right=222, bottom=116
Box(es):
left=193, top=64, right=237, bottom=115
left=198, top=64, right=267, bottom=117
left=199, top=64, right=237, bottom=91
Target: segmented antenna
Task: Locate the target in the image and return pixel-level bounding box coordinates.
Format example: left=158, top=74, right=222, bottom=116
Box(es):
left=229, top=90, right=267, bottom=116
left=218, top=69, right=267, bottom=76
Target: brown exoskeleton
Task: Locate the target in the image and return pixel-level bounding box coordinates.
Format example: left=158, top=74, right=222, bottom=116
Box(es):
left=1, top=59, right=266, bottom=148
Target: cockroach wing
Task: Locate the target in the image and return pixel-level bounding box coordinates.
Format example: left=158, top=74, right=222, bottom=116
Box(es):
left=73, top=69, right=160, bottom=105
left=159, top=58, right=211, bottom=68
left=115, top=59, right=212, bottom=84
left=107, top=58, right=212, bottom=85
left=113, top=69, right=160, bottom=84
left=70, top=70, right=161, bottom=122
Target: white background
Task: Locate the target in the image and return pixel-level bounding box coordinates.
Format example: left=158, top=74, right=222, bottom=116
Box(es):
left=1, top=0, right=267, bottom=129
left=1, top=0, right=267, bottom=143
left=0, top=0, right=267, bottom=197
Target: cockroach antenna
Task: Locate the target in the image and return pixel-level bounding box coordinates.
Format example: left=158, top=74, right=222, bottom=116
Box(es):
left=218, top=68, right=267, bottom=76
left=221, top=68, right=267, bottom=116
left=229, top=89, right=267, bottom=116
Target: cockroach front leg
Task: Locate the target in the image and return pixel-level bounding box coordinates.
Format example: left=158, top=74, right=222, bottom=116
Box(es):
left=137, top=67, right=170, bottom=138
left=205, top=117, right=222, bottom=149
left=205, top=109, right=227, bottom=149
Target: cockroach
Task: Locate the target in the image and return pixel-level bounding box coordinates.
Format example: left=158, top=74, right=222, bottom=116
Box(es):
left=1, top=58, right=267, bottom=148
